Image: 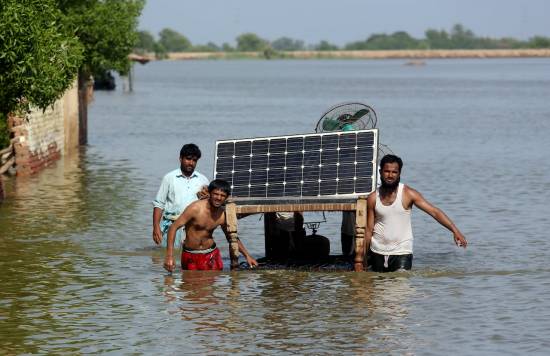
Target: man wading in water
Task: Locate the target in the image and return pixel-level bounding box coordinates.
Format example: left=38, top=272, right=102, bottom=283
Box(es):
left=152, top=143, right=209, bottom=249
left=361, top=154, right=468, bottom=272
left=163, top=179, right=258, bottom=272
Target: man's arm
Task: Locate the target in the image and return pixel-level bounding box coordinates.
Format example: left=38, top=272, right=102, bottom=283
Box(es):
left=407, top=186, right=468, bottom=248
left=163, top=205, right=194, bottom=272
left=221, top=224, right=258, bottom=268
left=364, top=193, right=377, bottom=265
left=152, top=175, right=169, bottom=244
left=152, top=207, right=163, bottom=245
left=355, top=193, right=375, bottom=271
left=237, top=239, right=259, bottom=268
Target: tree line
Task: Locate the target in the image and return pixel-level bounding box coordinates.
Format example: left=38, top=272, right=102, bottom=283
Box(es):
left=136, top=24, right=550, bottom=57
left=1, top=0, right=144, bottom=148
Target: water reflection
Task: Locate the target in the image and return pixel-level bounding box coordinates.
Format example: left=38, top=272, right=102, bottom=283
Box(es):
left=0, top=149, right=143, bottom=241
left=165, top=272, right=221, bottom=306
left=0, top=149, right=145, bottom=354
left=157, top=269, right=417, bottom=354
left=1, top=151, right=85, bottom=237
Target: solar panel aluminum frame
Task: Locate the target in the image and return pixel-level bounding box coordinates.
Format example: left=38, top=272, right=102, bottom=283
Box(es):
left=214, top=129, right=378, bottom=205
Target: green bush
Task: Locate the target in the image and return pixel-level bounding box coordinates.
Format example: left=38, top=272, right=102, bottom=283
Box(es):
left=158, top=28, right=192, bottom=52
left=0, top=0, right=83, bottom=115
left=236, top=33, right=268, bottom=51
left=135, top=30, right=156, bottom=53
left=528, top=36, right=550, bottom=48
left=61, top=0, right=145, bottom=77
left=0, top=113, right=9, bottom=149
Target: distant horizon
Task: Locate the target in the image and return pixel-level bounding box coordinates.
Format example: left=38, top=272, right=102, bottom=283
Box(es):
left=139, top=0, right=550, bottom=46
left=136, top=25, right=549, bottom=49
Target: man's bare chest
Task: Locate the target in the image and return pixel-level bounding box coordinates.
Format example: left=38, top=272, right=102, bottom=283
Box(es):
left=192, top=213, right=224, bottom=231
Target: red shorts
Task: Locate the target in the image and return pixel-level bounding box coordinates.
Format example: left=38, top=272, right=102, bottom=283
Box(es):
left=181, top=246, right=223, bottom=271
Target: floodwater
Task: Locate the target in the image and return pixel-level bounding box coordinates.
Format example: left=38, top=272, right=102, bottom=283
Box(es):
left=1, top=58, right=550, bottom=354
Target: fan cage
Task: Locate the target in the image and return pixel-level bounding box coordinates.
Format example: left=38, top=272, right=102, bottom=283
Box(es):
left=315, top=101, right=378, bottom=133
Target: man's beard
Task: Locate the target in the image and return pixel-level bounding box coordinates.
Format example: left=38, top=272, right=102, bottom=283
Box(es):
left=180, top=164, right=194, bottom=175
left=380, top=176, right=400, bottom=190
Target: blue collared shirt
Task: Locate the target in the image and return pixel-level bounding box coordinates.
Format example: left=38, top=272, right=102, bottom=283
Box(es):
left=153, top=168, right=209, bottom=220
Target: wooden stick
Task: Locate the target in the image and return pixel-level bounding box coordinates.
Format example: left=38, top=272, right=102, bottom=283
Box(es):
left=235, top=202, right=356, bottom=214
left=0, top=144, right=13, bottom=156
left=0, top=156, right=15, bottom=175
left=225, top=200, right=240, bottom=269
left=354, top=196, right=368, bottom=272
left=1, top=150, right=13, bottom=163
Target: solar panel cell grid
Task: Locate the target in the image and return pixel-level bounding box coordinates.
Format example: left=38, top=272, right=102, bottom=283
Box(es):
left=214, top=129, right=378, bottom=201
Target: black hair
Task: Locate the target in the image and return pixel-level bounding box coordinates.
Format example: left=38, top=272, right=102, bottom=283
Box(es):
left=380, top=154, right=403, bottom=172
left=180, top=143, right=201, bottom=159
left=208, top=179, right=231, bottom=195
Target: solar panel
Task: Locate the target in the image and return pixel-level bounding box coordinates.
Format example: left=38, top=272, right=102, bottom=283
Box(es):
left=214, top=129, right=378, bottom=204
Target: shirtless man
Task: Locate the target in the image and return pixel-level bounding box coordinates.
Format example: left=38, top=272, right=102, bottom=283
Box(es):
left=163, top=179, right=258, bottom=272
left=360, top=154, right=467, bottom=272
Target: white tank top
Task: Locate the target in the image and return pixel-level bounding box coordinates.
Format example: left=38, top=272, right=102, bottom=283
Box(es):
left=370, top=183, right=414, bottom=255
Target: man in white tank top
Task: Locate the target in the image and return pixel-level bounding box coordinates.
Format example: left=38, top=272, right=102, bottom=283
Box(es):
left=359, top=154, right=467, bottom=272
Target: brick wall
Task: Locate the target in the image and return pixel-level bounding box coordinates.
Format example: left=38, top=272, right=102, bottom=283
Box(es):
left=8, top=81, right=79, bottom=176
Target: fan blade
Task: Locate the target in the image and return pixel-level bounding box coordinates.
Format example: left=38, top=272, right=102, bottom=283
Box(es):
left=352, top=108, right=370, bottom=120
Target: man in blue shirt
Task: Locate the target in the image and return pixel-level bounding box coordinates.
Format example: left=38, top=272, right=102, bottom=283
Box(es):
left=152, top=143, right=210, bottom=248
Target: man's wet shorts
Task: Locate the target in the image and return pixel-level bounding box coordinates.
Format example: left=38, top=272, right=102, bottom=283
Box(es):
left=369, top=251, right=413, bottom=272
left=181, top=244, right=223, bottom=271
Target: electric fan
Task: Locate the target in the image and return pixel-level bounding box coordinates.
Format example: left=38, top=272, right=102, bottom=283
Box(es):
left=315, top=102, right=377, bottom=133
left=315, top=101, right=394, bottom=164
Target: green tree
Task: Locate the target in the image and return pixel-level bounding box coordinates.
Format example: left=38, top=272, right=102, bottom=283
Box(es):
left=314, top=40, right=339, bottom=51
left=135, top=30, right=156, bottom=53
left=0, top=113, right=10, bottom=148
left=158, top=28, right=192, bottom=52
left=389, top=31, right=420, bottom=49
left=222, top=43, right=235, bottom=52
left=192, top=42, right=221, bottom=52
left=496, top=37, right=523, bottom=49
left=58, top=0, right=143, bottom=145
left=450, top=24, right=476, bottom=49
left=153, top=42, right=168, bottom=59
left=0, top=0, right=83, bottom=116
left=59, top=0, right=145, bottom=77
left=344, top=40, right=367, bottom=50
left=271, top=37, right=305, bottom=51
left=528, top=36, right=550, bottom=48
left=358, top=32, right=420, bottom=50
left=425, top=29, right=451, bottom=49
left=236, top=33, right=268, bottom=51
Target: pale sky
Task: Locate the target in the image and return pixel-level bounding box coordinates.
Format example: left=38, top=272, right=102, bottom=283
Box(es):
left=140, top=0, right=550, bottom=46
